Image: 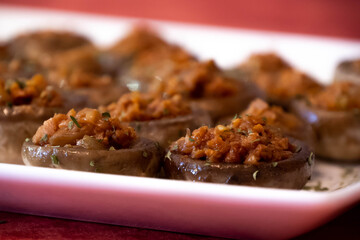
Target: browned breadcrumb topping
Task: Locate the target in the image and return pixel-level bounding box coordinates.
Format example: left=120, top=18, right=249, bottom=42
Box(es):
left=109, top=27, right=166, bottom=59
left=241, top=53, right=291, bottom=73
left=254, top=68, right=323, bottom=100
left=243, top=98, right=304, bottom=131
left=151, top=60, right=238, bottom=98
left=170, top=115, right=295, bottom=164
left=308, top=81, right=360, bottom=111
left=9, top=31, right=91, bottom=67
left=128, top=44, right=195, bottom=81
left=48, top=46, right=112, bottom=88
left=0, top=74, right=62, bottom=107
left=100, top=92, right=191, bottom=122
left=32, top=108, right=137, bottom=149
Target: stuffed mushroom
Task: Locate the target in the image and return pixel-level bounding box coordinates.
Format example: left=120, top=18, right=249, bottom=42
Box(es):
left=22, top=108, right=162, bottom=177
left=291, top=81, right=360, bottom=161
left=164, top=114, right=314, bottom=189
left=99, top=92, right=211, bottom=148
left=0, top=74, right=64, bottom=164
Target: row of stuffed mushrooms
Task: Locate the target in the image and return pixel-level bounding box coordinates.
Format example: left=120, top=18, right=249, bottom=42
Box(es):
left=0, top=26, right=359, bottom=191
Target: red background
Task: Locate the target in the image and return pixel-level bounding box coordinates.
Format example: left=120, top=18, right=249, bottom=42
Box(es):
left=1, top=0, right=360, bottom=40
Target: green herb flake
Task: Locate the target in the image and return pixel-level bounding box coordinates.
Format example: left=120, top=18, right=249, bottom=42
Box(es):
left=25, top=138, right=31, bottom=142
left=171, top=144, right=178, bottom=151
left=165, top=151, right=172, bottom=160
left=51, top=155, right=59, bottom=165
left=15, top=80, right=26, bottom=89
left=70, top=116, right=81, bottom=128
left=262, top=117, right=267, bottom=123
left=135, top=123, right=141, bottom=132
left=253, top=170, right=259, bottom=181
left=251, top=139, right=261, bottom=144
left=163, top=108, right=169, bottom=115
left=237, top=129, right=248, bottom=136
left=90, top=161, right=95, bottom=167
left=295, top=146, right=302, bottom=153
left=102, top=112, right=111, bottom=121
left=308, top=152, right=314, bottom=166
left=6, top=102, right=13, bottom=108
left=109, top=146, right=116, bottom=151
left=272, top=162, right=278, bottom=167
left=189, top=137, right=195, bottom=142
left=40, top=134, right=48, bottom=143
left=204, top=162, right=211, bottom=166
left=68, top=121, right=74, bottom=130
left=142, top=151, right=148, bottom=158
left=233, top=114, right=238, bottom=120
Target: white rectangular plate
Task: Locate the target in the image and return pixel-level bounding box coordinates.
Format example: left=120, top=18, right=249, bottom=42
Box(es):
left=0, top=5, right=360, bottom=239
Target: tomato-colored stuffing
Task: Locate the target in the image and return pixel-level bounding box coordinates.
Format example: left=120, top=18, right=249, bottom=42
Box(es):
left=32, top=108, right=137, bottom=149
left=170, top=115, right=295, bottom=164
left=100, top=92, right=191, bottom=122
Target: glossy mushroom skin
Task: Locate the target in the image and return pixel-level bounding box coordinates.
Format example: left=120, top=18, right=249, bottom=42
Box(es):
left=130, top=110, right=211, bottom=148
left=334, top=60, right=360, bottom=84
left=291, top=99, right=360, bottom=161
left=22, top=138, right=162, bottom=177
left=0, top=106, right=63, bottom=165
left=163, top=140, right=313, bottom=189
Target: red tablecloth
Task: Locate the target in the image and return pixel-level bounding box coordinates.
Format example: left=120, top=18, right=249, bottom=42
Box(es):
left=0, top=202, right=359, bottom=239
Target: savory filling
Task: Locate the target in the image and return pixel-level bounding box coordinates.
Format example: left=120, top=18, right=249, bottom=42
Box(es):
left=241, top=53, right=291, bottom=73
left=0, top=74, right=62, bottom=107
left=241, top=53, right=323, bottom=100
left=169, top=115, right=296, bottom=164
left=8, top=31, right=91, bottom=66
left=127, top=44, right=195, bottom=81
left=99, top=92, right=191, bottom=122
left=254, top=68, right=323, bottom=100
left=108, top=27, right=167, bottom=60
left=151, top=60, right=238, bottom=98
left=32, top=108, right=137, bottom=149
left=48, top=46, right=113, bottom=88
left=243, top=98, right=304, bottom=131
left=308, top=81, right=360, bottom=111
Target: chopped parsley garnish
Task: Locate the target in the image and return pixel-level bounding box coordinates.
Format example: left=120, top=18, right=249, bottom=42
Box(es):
left=272, top=162, right=278, bottom=167
left=189, top=137, right=195, bottom=142
left=142, top=151, right=148, bottom=158
left=295, top=146, right=302, bottom=153
left=262, top=117, right=267, bottom=123
left=6, top=102, right=13, bottom=108
left=253, top=170, right=259, bottom=181
left=102, top=112, right=111, bottom=121
left=51, top=155, right=59, bottom=165
left=233, top=114, right=238, bottom=120
left=25, top=138, right=31, bottom=142
left=171, top=144, right=178, bottom=151
left=251, top=139, right=261, bottom=143
left=163, top=108, right=169, bottom=115
left=70, top=116, right=81, bottom=128
left=135, top=123, right=141, bottom=131
left=165, top=151, right=172, bottom=160
left=90, top=161, right=95, bottom=167
left=308, top=152, right=314, bottom=166
left=40, top=134, right=48, bottom=143
left=237, top=129, right=248, bottom=136
left=15, top=80, right=26, bottom=89
left=109, top=146, right=115, bottom=151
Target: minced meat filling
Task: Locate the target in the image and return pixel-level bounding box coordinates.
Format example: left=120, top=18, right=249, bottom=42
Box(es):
left=254, top=68, right=323, bottom=100
left=33, top=108, right=137, bottom=149
left=0, top=74, right=62, bottom=107
left=170, top=115, right=295, bottom=164
left=48, top=46, right=113, bottom=88
left=151, top=60, right=238, bottom=98
left=100, top=92, right=191, bottom=122
left=308, top=81, right=360, bottom=111
left=241, top=53, right=291, bottom=73
left=243, top=98, right=304, bottom=131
